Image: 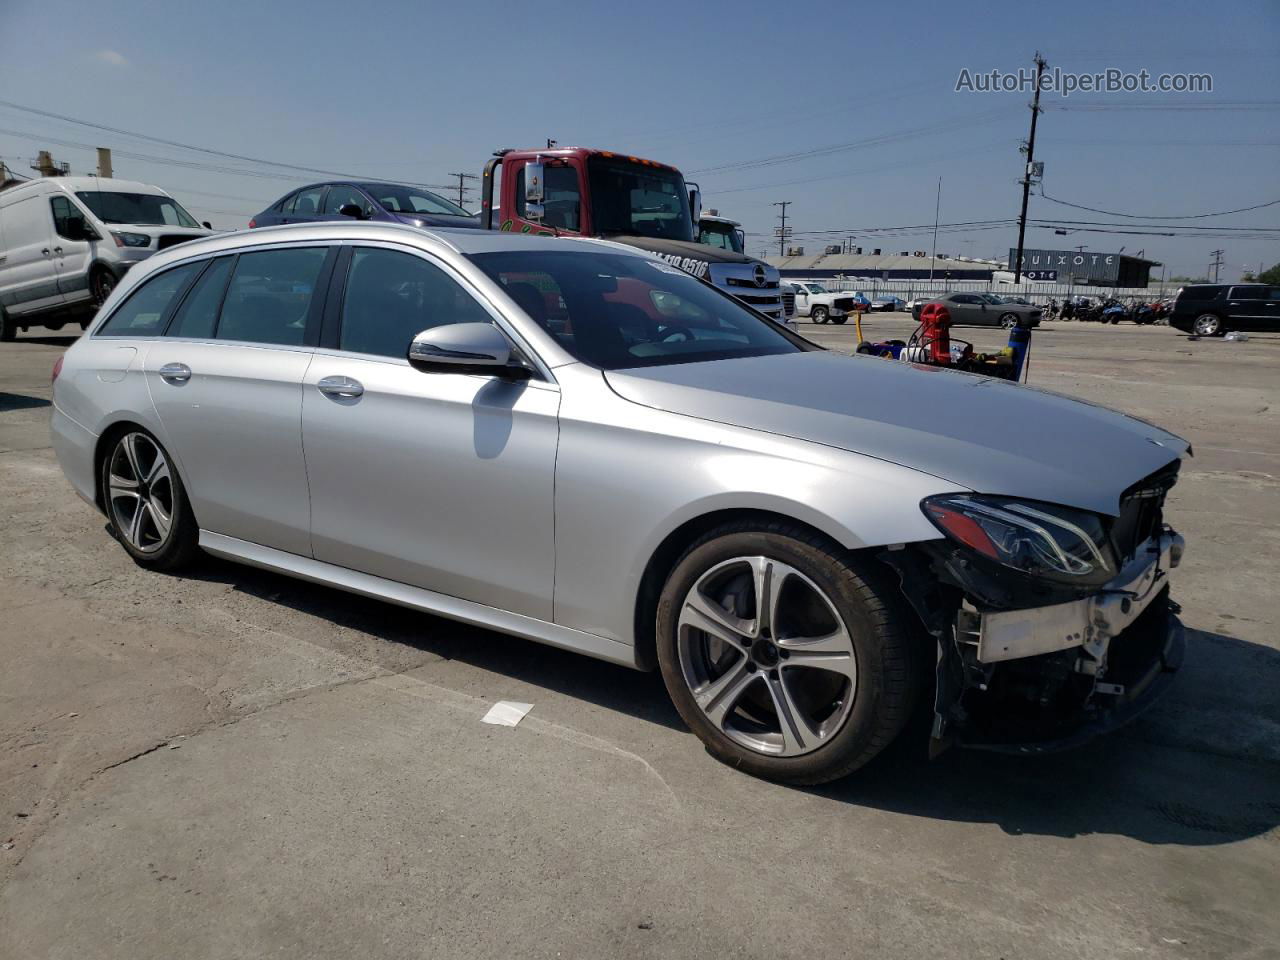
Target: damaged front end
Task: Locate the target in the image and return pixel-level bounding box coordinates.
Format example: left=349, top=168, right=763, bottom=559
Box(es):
left=884, top=461, right=1185, bottom=754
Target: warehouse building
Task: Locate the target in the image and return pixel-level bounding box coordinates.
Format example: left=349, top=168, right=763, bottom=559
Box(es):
left=765, top=249, right=1002, bottom=280
left=1008, top=248, right=1161, bottom=287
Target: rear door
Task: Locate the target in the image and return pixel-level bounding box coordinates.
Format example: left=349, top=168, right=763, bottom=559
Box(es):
left=285, top=185, right=326, bottom=224
left=1226, top=285, right=1269, bottom=329
left=301, top=242, right=559, bottom=619
left=318, top=184, right=374, bottom=222
left=145, top=244, right=336, bottom=556
left=0, top=193, right=63, bottom=316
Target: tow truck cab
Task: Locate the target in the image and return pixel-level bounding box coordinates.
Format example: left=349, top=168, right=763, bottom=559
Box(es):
left=481, top=147, right=788, bottom=322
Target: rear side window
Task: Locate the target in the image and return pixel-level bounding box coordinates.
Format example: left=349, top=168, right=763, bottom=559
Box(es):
left=1182, top=286, right=1225, bottom=301
left=97, top=265, right=200, bottom=337
left=290, top=187, right=325, bottom=217
left=277, top=193, right=297, bottom=214
left=217, top=248, right=328, bottom=346
left=1229, top=286, right=1265, bottom=300
left=168, top=257, right=233, bottom=339
left=339, top=247, right=492, bottom=358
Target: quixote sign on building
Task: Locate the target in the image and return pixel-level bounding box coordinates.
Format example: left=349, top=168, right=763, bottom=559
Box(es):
left=1008, top=249, right=1159, bottom=288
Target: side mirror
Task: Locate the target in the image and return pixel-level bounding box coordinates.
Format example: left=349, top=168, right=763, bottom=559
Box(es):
left=338, top=203, right=365, bottom=219
left=202, top=221, right=213, bottom=230
left=407, top=323, right=530, bottom=379
left=524, top=161, right=544, bottom=222
left=687, top=183, right=702, bottom=225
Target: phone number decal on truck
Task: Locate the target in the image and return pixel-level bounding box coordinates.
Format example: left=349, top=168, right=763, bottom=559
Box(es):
left=651, top=252, right=709, bottom=279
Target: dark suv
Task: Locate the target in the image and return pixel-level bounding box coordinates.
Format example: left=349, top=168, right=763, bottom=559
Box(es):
left=249, top=182, right=481, bottom=232
left=1171, top=284, right=1280, bottom=336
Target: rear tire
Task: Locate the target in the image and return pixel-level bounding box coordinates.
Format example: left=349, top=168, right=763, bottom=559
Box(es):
left=0, top=307, right=14, bottom=342
left=99, top=428, right=201, bottom=571
left=999, top=313, right=1019, bottom=329
left=811, top=306, right=829, bottom=324
left=656, top=521, right=920, bottom=785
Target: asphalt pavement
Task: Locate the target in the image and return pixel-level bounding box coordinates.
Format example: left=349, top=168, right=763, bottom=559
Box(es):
left=1, top=318, right=1277, bottom=959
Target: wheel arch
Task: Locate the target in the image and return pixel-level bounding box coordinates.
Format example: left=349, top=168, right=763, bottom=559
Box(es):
left=631, top=507, right=877, bottom=672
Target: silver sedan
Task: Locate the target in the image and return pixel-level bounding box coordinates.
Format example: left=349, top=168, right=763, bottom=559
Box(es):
left=51, top=222, right=1186, bottom=784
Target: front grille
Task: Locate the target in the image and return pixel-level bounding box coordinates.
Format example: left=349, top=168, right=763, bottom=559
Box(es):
left=782, top=292, right=796, bottom=313
left=832, top=297, right=855, bottom=311
left=725, top=276, right=779, bottom=289
left=157, top=235, right=194, bottom=250
left=1111, top=460, right=1179, bottom=563
left=737, top=294, right=783, bottom=306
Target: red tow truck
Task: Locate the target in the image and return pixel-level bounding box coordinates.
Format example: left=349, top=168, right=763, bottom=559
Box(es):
left=479, top=147, right=790, bottom=322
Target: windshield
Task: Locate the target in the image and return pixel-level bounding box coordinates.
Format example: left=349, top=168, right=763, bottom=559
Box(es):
left=586, top=157, right=693, bottom=242
left=698, top=221, right=744, bottom=253
left=75, top=191, right=199, bottom=227
left=360, top=183, right=468, bottom=217
left=470, top=250, right=802, bottom=370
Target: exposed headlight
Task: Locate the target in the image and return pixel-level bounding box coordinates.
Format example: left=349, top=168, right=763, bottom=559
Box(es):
left=111, top=231, right=151, bottom=248
left=922, top=494, right=1117, bottom=586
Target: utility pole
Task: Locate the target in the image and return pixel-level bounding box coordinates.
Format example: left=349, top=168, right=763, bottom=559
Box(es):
left=448, top=172, right=479, bottom=209
left=96, top=147, right=113, bottom=179
left=929, top=177, right=941, bottom=283
left=1013, top=52, right=1047, bottom=284
left=1209, top=249, right=1224, bottom=283
left=772, top=201, right=791, bottom=256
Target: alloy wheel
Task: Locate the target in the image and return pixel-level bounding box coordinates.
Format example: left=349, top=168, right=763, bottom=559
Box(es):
left=676, top=556, right=858, bottom=757
left=1193, top=314, right=1221, bottom=336
left=106, top=433, right=175, bottom=554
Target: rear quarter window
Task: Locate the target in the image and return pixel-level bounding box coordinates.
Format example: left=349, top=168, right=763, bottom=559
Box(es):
left=96, top=264, right=201, bottom=337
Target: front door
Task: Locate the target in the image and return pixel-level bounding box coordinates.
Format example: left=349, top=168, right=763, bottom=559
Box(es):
left=145, top=245, right=334, bottom=556
left=49, top=195, right=95, bottom=307
left=301, top=243, right=559, bottom=620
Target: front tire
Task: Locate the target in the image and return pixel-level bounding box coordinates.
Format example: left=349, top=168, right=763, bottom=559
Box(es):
left=656, top=522, right=920, bottom=785
left=91, top=267, right=117, bottom=307
left=0, top=307, right=14, bottom=342
left=999, top=313, right=1019, bottom=329
left=1192, top=313, right=1223, bottom=337
left=100, top=429, right=200, bottom=570
left=811, top=306, right=829, bottom=324
left=832, top=315, right=848, bottom=325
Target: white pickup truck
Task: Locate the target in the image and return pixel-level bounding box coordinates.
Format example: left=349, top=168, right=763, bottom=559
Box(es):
left=782, top=281, right=870, bottom=324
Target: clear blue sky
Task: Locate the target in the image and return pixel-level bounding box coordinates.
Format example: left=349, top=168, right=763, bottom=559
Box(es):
left=2, top=0, right=1276, bottom=278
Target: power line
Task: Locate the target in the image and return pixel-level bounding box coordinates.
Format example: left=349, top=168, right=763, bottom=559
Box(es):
left=1039, top=191, right=1280, bottom=220
left=0, top=99, right=449, bottom=188
left=1046, top=100, right=1280, bottom=112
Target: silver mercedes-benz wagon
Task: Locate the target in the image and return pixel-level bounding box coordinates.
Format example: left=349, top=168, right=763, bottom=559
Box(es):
left=51, top=222, right=1187, bottom=783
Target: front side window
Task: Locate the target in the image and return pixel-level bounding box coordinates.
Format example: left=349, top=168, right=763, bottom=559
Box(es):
left=168, top=257, right=233, bottom=339
left=586, top=157, right=693, bottom=242
left=515, top=165, right=581, bottom=232
left=97, top=264, right=200, bottom=337
left=804, top=284, right=828, bottom=294
left=322, top=185, right=372, bottom=217
left=360, top=184, right=468, bottom=217
left=339, top=247, right=492, bottom=358
left=216, top=247, right=328, bottom=346
left=470, top=250, right=803, bottom=370
left=75, top=190, right=198, bottom=227
left=50, top=195, right=91, bottom=240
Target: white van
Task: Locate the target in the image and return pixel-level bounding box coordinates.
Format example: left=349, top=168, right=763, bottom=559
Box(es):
left=0, top=177, right=213, bottom=339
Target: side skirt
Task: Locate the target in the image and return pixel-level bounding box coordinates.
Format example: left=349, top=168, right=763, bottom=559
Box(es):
left=199, top=531, right=641, bottom=669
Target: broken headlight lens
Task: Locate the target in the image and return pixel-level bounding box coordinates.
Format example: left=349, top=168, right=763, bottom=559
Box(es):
left=922, top=494, right=1117, bottom=586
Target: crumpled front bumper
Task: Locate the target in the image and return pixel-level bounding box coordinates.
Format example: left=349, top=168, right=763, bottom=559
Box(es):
left=937, top=530, right=1186, bottom=753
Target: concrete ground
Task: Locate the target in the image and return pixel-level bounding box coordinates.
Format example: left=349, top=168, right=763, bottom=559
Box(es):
left=1, top=317, right=1277, bottom=959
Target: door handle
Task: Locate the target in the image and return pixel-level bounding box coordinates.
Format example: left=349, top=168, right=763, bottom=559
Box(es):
left=317, top=375, right=364, bottom=399
left=53, top=246, right=63, bottom=255
left=158, top=362, right=192, bottom=383
left=41, top=247, right=50, bottom=256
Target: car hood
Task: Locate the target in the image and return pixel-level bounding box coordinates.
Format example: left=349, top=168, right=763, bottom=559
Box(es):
left=603, top=351, right=1189, bottom=516
left=110, top=224, right=212, bottom=236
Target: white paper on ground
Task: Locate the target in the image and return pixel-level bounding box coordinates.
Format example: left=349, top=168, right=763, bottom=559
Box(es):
left=481, top=701, right=534, bottom=727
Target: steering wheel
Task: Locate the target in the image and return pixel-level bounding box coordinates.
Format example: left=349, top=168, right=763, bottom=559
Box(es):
left=657, top=322, right=694, bottom=342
